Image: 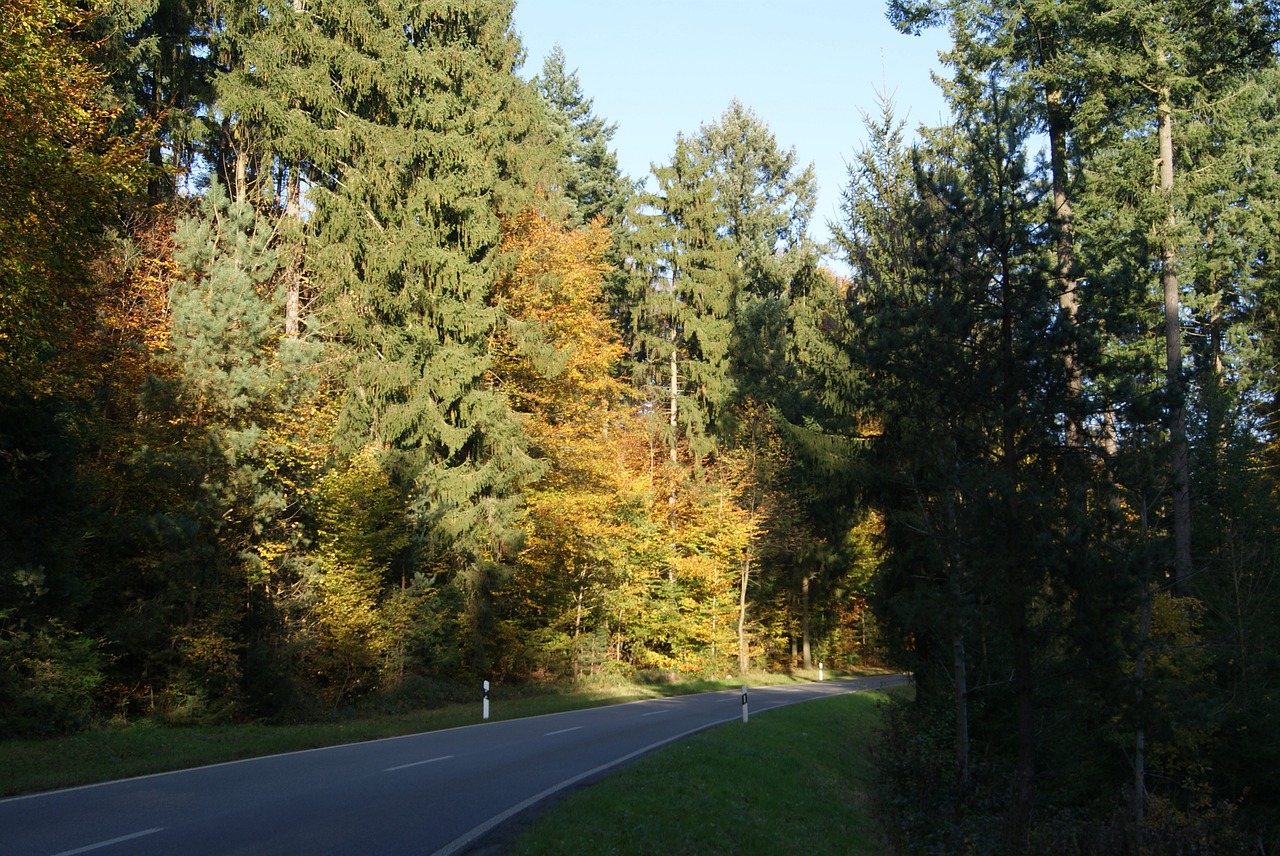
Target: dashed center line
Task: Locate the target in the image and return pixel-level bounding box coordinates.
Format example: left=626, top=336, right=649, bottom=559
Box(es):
left=52, top=827, right=164, bottom=855
left=641, top=710, right=670, bottom=716
left=385, top=755, right=454, bottom=772
left=544, top=726, right=584, bottom=736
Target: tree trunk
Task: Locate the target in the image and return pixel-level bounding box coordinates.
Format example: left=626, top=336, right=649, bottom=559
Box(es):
left=737, top=555, right=750, bottom=674
left=1158, top=76, right=1193, bottom=596
left=573, top=587, right=584, bottom=679
left=1135, top=501, right=1153, bottom=847
left=953, top=629, right=971, bottom=789
left=801, top=573, right=812, bottom=670
left=999, top=234, right=1035, bottom=841
left=667, top=344, right=679, bottom=584
left=234, top=132, right=248, bottom=204
left=1047, top=87, right=1082, bottom=448
left=284, top=164, right=303, bottom=339
left=669, top=342, right=679, bottom=464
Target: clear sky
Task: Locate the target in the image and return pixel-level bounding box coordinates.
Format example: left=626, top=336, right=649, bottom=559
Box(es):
left=510, top=0, right=953, bottom=261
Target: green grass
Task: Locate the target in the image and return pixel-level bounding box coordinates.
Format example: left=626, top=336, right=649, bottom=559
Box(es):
left=512, top=688, right=899, bottom=856
left=0, top=668, right=881, bottom=798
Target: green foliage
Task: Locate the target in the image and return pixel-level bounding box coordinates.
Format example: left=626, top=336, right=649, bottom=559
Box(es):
left=852, top=1, right=1280, bottom=850
left=308, top=0, right=552, bottom=574
left=515, top=691, right=894, bottom=856
left=13, top=15, right=1280, bottom=855
left=305, top=451, right=411, bottom=704
left=0, top=0, right=143, bottom=394
left=627, top=133, right=739, bottom=464
left=535, top=44, right=632, bottom=227
left=92, top=0, right=217, bottom=196
left=0, top=615, right=103, bottom=736
left=171, top=182, right=280, bottom=419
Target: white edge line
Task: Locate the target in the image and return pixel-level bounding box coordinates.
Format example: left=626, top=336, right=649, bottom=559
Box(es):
left=1, top=676, right=907, bottom=805
left=0, top=691, right=732, bottom=804
left=51, top=827, right=164, bottom=856
left=429, top=676, right=907, bottom=856
left=428, top=718, right=737, bottom=856
left=0, top=690, right=736, bottom=804
left=384, top=755, right=453, bottom=772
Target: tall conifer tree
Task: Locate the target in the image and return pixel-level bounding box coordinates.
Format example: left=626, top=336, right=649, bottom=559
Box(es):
left=306, top=0, right=552, bottom=577
left=534, top=44, right=631, bottom=227
left=629, top=137, right=738, bottom=468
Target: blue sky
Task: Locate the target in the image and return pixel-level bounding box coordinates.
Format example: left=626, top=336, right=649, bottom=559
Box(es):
left=511, top=0, right=953, bottom=258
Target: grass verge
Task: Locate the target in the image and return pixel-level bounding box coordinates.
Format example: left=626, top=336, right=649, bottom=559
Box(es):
left=511, top=687, right=901, bottom=856
left=0, top=669, right=878, bottom=798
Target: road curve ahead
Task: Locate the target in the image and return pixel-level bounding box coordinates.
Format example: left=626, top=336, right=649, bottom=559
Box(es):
left=1, top=675, right=909, bottom=856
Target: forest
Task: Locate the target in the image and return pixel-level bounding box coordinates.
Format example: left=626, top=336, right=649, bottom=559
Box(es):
left=3, top=0, right=1280, bottom=851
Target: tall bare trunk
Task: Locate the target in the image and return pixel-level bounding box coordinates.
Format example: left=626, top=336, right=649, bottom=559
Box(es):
left=801, top=574, right=812, bottom=670
left=284, top=165, right=303, bottom=339
left=667, top=344, right=678, bottom=584
left=669, top=345, right=678, bottom=463
left=234, top=132, right=248, bottom=204
left=737, top=555, right=750, bottom=674
left=1158, top=76, right=1193, bottom=595
left=1047, top=88, right=1082, bottom=448
left=953, top=630, right=971, bottom=789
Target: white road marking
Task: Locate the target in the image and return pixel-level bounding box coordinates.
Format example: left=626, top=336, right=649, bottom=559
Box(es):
left=51, top=827, right=164, bottom=855
left=385, top=755, right=454, bottom=772
left=641, top=710, right=670, bottom=716
left=544, top=726, right=584, bottom=736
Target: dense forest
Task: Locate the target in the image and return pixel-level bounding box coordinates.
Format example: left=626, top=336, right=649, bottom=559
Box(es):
left=4, top=0, right=1280, bottom=851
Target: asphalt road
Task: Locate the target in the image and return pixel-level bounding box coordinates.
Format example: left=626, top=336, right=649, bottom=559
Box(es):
left=0, top=675, right=909, bottom=856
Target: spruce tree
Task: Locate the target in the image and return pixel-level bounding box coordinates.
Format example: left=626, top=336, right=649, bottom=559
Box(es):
left=628, top=136, right=738, bottom=468
left=628, top=103, right=819, bottom=462
left=534, top=44, right=631, bottom=227
left=93, top=0, right=217, bottom=199
left=842, top=67, right=1074, bottom=839
left=865, top=2, right=1280, bottom=846
left=305, top=0, right=553, bottom=581
left=695, top=99, right=816, bottom=299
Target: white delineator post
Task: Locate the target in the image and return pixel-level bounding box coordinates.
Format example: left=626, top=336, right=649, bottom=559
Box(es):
left=819, top=662, right=824, bottom=681
left=483, top=680, right=490, bottom=721
left=741, top=686, right=749, bottom=724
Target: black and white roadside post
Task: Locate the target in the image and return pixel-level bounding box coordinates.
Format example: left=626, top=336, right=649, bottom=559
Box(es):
left=741, top=685, right=749, bottom=724
left=483, top=680, right=490, bottom=721
left=819, top=662, right=824, bottom=681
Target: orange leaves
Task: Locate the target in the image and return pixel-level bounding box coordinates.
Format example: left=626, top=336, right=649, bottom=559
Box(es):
left=494, top=208, right=627, bottom=444
left=70, top=209, right=181, bottom=429
left=0, top=0, right=146, bottom=399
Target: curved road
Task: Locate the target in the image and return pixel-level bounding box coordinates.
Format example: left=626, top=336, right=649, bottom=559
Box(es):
left=0, top=675, right=908, bottom=856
